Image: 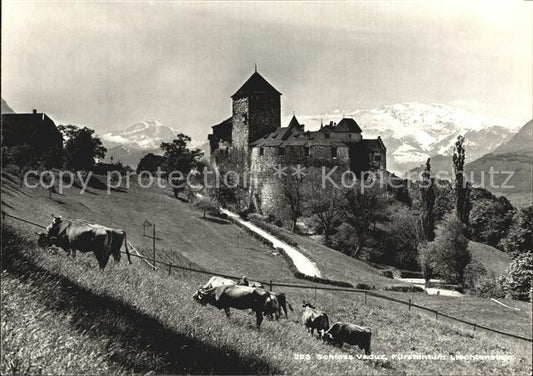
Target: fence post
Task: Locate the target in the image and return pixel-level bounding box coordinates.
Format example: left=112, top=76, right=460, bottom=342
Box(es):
left=435, top=310, right=438, bottom=320
left=152, top=224, right=156, bottom=267
left=364, top=291, right=367, bottom=305
left=409, top=299, right=411, bottom=311
left=314, top=287, right=317, bottom=302
left=168, top=264, right=171, bottom=275
left=269, top=280, right=273, bottom=291
left=473, top=324, right=476, bottom=332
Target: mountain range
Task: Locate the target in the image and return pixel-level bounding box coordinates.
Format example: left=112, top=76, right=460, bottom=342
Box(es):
left=101, top=120, right=209, bottom=168
left=289, top=103, right=518, bottom=174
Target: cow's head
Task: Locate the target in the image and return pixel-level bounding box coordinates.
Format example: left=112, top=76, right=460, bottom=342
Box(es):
left=47, top=215, right=63, bottom=233
left=322, top=332, right=334, bottom=344
left=193, top=289, right=208, bottom=305
left=302, top=301, right=315, bottom=309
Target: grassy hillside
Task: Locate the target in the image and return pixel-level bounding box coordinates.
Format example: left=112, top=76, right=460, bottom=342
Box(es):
left=2, top=223, right=531, bottom=375
left=469, top=241, right=512, bottom=277
left=2, top=169, right=532, bottom=374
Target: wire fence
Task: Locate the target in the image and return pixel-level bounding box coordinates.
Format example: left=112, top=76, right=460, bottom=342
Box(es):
left=2, top=211, right=532, bottom=343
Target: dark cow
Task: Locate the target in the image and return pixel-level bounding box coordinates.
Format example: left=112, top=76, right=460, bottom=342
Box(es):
left=323, top=322, right=372, bottom=355
left=263, top=292, right=293, bottom=320
left=193, top=285, right=271, bottom=329
left=200, top=276, right=236, bottom=290
left=238, top=276, right=264, bottom=289
left=38, top=216, right=132, bottom=269
left=301, top=302, right=330, bottom=339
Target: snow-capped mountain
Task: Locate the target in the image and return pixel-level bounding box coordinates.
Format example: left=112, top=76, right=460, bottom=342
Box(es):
left=101, top=119, right=209, bottom=168
left=102, top=119, right=178, bottom=150
left=285, top=103, right=519, bottom=174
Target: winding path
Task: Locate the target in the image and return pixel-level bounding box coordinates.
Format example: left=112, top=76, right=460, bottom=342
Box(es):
left=221, top=209, right=322, bottom=278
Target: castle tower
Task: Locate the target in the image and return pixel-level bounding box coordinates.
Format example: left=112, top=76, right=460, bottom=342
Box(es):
left=231, top=71, right=281, bottom=150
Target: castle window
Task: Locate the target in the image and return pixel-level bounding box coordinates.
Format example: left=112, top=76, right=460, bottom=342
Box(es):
left=304, top=146, right=310, bottom=157
left=374, top=155, right=382, bottom=162
left=331, top=147, right=337, bottom=158
left=279, top=147, right=285, bottom=156
left=325, top=132, right=330, bottom=139
left=259, top=147, right=264, bottom=156
left=243, top=114, right=248, bottom=123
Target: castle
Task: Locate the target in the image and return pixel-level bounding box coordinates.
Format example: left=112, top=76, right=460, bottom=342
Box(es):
left=208, top=70, right=387, bottom=213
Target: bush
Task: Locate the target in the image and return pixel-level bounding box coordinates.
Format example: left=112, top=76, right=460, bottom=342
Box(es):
left=384, top=284, right=425, bottom=293
left=498, top=251, right=533, bottom=301
left=194, top=197, right=220, bottom=218
left=464, top=260, right=504, bottom=298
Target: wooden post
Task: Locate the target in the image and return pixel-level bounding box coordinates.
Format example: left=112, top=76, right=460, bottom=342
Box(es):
left=409, top=299, right=411, bottom=311
left=435, top=310, right=438, bottom=320
left=473, top=324, right=476, bottom=332
left=168, top=264, right=171, bottom=275
left=269, top=280, right=273, bottom=291
left=152, top=224, right=156, bottom=267
left=314, top=287, right=317, bottom=302
left=364, top=292, right=367, bottom=305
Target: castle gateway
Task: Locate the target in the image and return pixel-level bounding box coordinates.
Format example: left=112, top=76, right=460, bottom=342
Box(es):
left=208, top=71, right=387, bottom=213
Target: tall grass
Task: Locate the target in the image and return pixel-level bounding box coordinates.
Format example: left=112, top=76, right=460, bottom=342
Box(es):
left=2, top=223, right=531, bottom=375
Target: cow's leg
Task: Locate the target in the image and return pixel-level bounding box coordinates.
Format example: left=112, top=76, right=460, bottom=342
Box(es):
left=94, top=251, right=109, bottom=270
left=310, top=328, right=314, bottom=337
left=255, top=310, right=263, bottom=330
left=224, top=308, right=231, bottom=317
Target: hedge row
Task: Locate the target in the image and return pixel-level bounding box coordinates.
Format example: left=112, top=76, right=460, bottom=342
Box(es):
left=399, top=271, right=424, bottom=278
left=384, top=284, right=425, bottom=293
left=275, top=247, right=354, bottom=288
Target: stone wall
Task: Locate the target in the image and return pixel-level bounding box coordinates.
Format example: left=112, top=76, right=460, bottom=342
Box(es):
left=231, top=97, right=249, bottom=150
left=250, top=144, right=350, bottom=214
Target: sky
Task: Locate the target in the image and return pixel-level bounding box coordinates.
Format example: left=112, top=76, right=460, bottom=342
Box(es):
left=2, top=1, right=532, bottom=141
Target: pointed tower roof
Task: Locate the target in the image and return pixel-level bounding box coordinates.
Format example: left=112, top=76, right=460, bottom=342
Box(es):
left=287, top=115, right=300, bottom=129
left=231, top=71, right=282, bottom=99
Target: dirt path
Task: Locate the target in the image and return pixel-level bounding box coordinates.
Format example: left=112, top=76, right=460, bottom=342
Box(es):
left=221, top=209, right=322, bottom=278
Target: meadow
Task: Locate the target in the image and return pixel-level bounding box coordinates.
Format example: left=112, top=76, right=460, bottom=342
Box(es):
left=1, top=171, right=532, bottom=375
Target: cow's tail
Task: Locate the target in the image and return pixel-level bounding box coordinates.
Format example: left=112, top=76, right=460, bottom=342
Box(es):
left=123, top=232, right=132, bottom=264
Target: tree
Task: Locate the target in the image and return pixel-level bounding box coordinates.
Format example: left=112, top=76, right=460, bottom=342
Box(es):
left=160, top=133, right=203, bottom=175
left=387, top=207, right=422, bottom=270
left=469, top=193, right=513, bottom=247
left=60, top=125, right=106, bottom=171
left=431, top=216, right=472, bottom=290
left=452, top=136, right=471, bottom=225
left=137, top=153, right=166, bottom=175
left=280, top=172, right=306, bottom=232
left=194, top=196, right=220, bottom=218
left=303, top=168, right=345, bottom=244
left=419, top=158, right=435, bottom=241
left=418, top=241, right=437, bottom=288
left=214, top=147, right=250, bottom=211
left=500, top=206, right=532, bottom=258
left=499, top=252, right=533, bottom=301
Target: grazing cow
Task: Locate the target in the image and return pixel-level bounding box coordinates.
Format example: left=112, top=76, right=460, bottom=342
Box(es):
left=323, top=322, right=372, bottom=355
left=238, top=276, right=264, bottom=289
left=37, top=216, right=132, bottom=269
left=263, top=292, right=293, bottom=320
left=200, top=276, right=236, bottom=290
left=193, top=285, right=271, bottom=329
left=301, top=302, right=330, bottom=339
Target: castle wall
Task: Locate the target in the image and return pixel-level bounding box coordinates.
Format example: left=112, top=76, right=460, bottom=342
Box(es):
left=231, top=97, right=249, bottom=150
left=250, top=144, right=350, bottom=214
